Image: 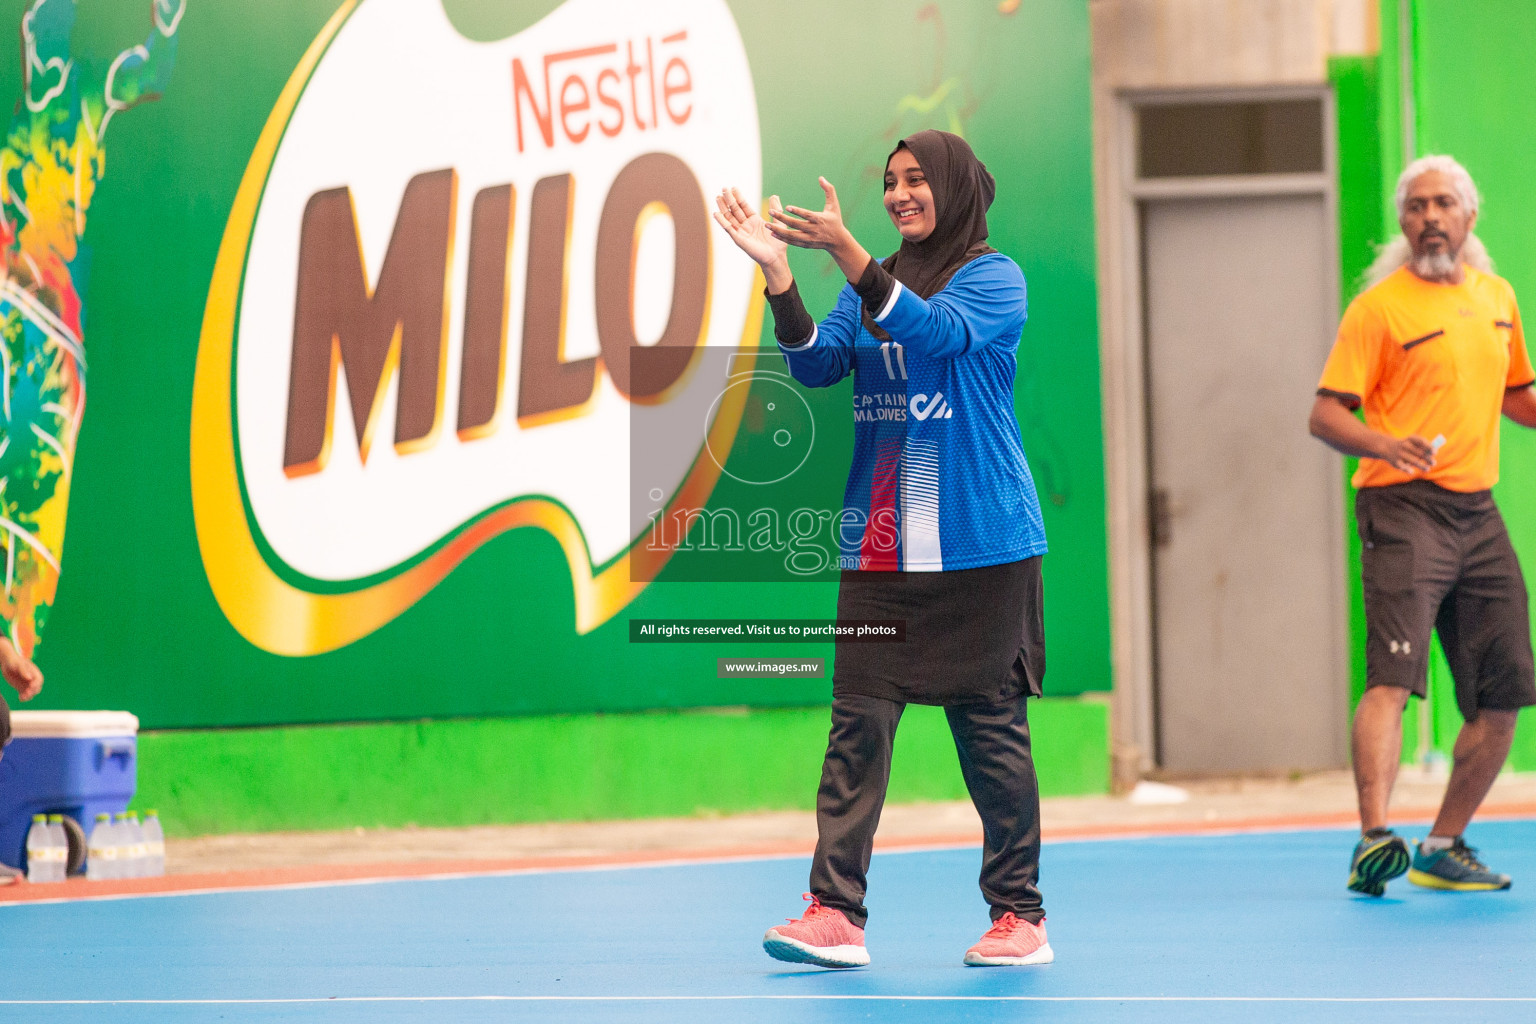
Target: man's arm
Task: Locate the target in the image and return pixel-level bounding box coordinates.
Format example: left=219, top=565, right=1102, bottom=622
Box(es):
left=1503, top=385, right=1536, bottom=428
left=1308, top=394, right=1435, bottom=472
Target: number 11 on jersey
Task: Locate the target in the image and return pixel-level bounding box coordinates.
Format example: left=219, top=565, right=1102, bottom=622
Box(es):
left=880, top=341, right=907, bottom=380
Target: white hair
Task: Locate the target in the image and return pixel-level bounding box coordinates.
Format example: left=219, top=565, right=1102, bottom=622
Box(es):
left=1361, top=154, right=1492, bottom=290
left=1393, top=154, right=1479, bottom=218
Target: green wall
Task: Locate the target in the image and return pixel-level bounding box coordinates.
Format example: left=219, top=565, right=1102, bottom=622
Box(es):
left=132, top=697, right=1110, bottom=837
left=1411, top=0, right=1536, bottom=767
left=0, top=1, right=1111, bottom=830
left=1328, top=54, right=1380, bottom=717
left=1334, top=2, right=1536, bottom=765
left=10, top=0, right=1107, bottom=730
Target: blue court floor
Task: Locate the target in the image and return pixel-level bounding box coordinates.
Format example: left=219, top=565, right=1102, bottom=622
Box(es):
left=4, top=821, right=1535, bottom=1022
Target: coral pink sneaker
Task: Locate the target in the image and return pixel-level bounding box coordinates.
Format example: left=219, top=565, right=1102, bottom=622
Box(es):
left=762, top=893, right=870, bottom=968
left=963, top=913, right=1054, bottom=966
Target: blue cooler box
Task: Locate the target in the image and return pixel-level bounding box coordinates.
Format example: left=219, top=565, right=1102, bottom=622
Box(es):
left=0, top=710, right=138, bottom=871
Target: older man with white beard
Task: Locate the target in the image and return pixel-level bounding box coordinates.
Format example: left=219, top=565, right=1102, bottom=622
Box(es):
left=1310, top=155, right=1536, bottom=896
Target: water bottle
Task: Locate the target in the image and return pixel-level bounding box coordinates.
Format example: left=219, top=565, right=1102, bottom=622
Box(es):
left=86, top=812, right=115, bottom=880
left=104, top=815, right=125, bottom=879
left=46, top=815, right=69, bottom=882
left=120, top=814, right=145, bottom=879
left=113, top=814, right=133, bottom=879
left=141, top=811, right=165, bottom=877
left=25, top=814, right=49, bottom=883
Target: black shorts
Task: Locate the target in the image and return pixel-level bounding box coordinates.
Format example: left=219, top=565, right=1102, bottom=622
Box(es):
left=1357, top=480, right=1536, bottom=719
left=0, top=691, right=9, bottom=750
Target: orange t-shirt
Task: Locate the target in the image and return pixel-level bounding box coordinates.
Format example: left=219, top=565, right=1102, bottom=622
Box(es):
left=1317, top=265, right=1533, bottom=492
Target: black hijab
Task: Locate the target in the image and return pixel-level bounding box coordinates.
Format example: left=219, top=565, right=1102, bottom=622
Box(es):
left=863, top=130, right=997, bottom=337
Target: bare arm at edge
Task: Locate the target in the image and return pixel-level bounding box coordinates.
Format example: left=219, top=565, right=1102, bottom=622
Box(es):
left=0, top=637, right=42, bottom=701
left=1502, top=385, right=1536, bottom=428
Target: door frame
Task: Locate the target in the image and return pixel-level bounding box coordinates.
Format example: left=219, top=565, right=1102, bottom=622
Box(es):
left=1099, top=84, right=1347, bottom=775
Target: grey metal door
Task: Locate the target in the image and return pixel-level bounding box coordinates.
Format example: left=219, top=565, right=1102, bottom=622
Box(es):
left=1142, top=193, right=1347, bottom=774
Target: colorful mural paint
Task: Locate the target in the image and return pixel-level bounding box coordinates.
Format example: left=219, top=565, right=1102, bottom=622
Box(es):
left=0, top=0, right=181, bottom=662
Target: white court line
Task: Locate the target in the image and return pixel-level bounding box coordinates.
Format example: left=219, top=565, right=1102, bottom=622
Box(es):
left=5, top=816, right=1532, bottom=909
left=0, top=850, right=838, bottom=908
left=0, top=826, right=1371, bottom=909
left=2, top=839, right=1019, bottom=909
left=2, top=996, right=1536, bottom=1004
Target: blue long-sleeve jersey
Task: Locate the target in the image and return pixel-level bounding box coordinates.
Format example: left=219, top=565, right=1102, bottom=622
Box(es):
left=779, top=253, right=1047, bottom=572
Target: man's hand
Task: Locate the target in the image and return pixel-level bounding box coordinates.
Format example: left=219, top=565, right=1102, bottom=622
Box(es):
left=1308, top=394, right=1435, bottom=472
left=1378, top=435, right=1436, bottom=473
left=0, top=638, right=42, bottom=701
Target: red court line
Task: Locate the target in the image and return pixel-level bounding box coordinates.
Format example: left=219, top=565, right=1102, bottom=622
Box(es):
left=5, top=801, right=1535, bottom=906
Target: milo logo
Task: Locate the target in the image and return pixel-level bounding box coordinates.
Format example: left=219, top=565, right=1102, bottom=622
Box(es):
left=191, top=0, right=762, bottom=655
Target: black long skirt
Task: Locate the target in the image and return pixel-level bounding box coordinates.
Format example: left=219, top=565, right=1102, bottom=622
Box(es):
left=832, top=555, right=1045, bottom=706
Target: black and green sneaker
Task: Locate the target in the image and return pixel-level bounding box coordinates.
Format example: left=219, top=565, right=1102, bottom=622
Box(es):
left=1408, top=837, right=1512, bottom=892
left=1347, top=829, right=1411, bottom=896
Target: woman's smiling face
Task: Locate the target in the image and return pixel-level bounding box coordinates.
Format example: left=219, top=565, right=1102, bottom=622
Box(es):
left=884, top=147, right=935, bottom=242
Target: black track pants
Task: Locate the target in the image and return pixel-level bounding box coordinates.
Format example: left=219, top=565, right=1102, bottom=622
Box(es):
left=808, top=691, right=1044, bottom=928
